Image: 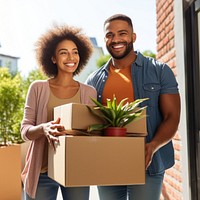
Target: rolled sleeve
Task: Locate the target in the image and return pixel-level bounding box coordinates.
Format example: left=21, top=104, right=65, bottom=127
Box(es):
left=160, top=64, right=179, bottom=94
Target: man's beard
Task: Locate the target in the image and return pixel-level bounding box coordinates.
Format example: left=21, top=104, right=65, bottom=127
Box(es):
left=106, top=41, right=133, bottom=59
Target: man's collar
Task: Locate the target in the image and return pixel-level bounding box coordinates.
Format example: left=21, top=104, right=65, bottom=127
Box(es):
left=134, top=50, right=143, bottom=67
left=103, top=50, right=144, bottom=71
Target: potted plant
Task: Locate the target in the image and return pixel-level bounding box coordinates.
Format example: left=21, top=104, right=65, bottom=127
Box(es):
left=87, top=95, right=148, bottom=136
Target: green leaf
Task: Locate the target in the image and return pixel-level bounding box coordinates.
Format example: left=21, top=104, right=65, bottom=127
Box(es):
left=87, top=124, right=110, bottom=132
left=111, top=95, right=117, bottom=111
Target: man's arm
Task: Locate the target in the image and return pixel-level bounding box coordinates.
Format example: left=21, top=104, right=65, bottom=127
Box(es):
left=145, top=93, right=181, bottom=169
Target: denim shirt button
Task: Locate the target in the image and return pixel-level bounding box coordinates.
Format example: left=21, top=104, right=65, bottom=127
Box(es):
left=151, top=86, right=154, bottom=90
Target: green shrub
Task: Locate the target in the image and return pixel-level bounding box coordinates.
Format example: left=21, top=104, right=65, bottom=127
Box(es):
left=0, top=68, right=24, bottom=145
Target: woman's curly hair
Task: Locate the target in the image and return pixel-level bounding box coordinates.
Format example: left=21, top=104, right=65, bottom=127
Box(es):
left=35, top=24, right=93, bottom=77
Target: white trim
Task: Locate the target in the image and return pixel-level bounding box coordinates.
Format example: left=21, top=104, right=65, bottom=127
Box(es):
left=174, top=0, right=191, bottom=199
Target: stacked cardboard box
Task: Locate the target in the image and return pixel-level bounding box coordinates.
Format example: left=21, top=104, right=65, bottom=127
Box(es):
left=48, top=103, right=147, bottom=187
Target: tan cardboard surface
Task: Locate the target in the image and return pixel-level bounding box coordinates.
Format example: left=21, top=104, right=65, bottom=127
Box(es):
left=0, top=145, right=21, bottom=200
left=48, top=138, right=66, bottom=185
left=125, top=109, right=147, bottom=135
left=48, top=136, right=145, bottom=187
left=54, top=103, right=102, bottom=131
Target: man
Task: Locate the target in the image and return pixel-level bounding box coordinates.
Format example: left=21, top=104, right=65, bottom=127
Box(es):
left=85, top=14, right=180, bottom=200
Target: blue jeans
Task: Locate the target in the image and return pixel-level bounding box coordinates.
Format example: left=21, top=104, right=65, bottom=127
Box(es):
left=24, top=173, right=89, bottom=200
left=97, top=172, right=164, bottom=200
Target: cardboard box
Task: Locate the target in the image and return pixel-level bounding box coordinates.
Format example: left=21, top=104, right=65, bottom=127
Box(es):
left=54, top=103, right=102, bottom=132
left=48, top=136, right=145, bottom=187
left=54, top=103, right=147, bottom=135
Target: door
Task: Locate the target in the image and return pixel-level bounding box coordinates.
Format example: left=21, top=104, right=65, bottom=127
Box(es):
left=185, top=0, right=200, bottom=199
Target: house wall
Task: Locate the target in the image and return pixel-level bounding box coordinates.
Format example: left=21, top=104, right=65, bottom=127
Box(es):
left=156, top=0, right=190, bottom=199
left=74, top=46, right=104, bottom=83
left=0, top=54, right=19, bottom=74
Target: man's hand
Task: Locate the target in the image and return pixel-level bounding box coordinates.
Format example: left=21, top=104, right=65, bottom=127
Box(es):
left=145, top=142, right=157, bottom=169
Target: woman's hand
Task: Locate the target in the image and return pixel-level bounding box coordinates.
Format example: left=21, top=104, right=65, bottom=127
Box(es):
left=42, top=118, right=65, bottom=150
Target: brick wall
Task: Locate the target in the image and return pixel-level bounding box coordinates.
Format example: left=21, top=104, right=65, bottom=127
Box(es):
left=156, top=0, right=183, bottom=199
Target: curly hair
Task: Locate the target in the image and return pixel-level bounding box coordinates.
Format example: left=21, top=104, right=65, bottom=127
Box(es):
left=35, top=24, right=93, bottom=77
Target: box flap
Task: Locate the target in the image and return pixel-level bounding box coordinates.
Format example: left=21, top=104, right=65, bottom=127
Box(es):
left=54, top=106, right=61, bottom=121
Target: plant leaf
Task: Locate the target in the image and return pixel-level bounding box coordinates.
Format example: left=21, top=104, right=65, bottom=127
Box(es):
left=87, top=124, right=110, bottom=132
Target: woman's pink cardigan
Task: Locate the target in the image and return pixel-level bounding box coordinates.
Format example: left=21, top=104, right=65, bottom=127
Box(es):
left=21, top=80, right=97, bottom=198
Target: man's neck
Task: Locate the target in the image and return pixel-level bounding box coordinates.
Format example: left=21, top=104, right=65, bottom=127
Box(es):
left=111, top=51, right=137, bottom=69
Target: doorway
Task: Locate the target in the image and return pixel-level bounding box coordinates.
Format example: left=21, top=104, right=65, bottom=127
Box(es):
left=184, top=0, right=200, bottom=199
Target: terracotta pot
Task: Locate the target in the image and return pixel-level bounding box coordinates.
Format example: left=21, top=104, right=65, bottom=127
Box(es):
left=0, top=145, right=21, bottom=199
left=104, top=127, right=127, bottom=137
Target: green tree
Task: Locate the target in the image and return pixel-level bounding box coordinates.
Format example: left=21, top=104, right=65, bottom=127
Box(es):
left=0, top=68, right=24, bottom=145
left=22, top=68, right=47, bottom=95
left=142, top=50, right=156, bottom=58
left=0, top=67, right=47, bottom=145
left=96, top=54, right=111, bottom=68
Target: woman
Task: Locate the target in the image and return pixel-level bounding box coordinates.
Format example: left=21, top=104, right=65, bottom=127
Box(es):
left=21, top=24, right=97, bottom=200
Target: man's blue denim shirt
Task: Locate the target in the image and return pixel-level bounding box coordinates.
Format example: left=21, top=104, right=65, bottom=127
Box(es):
left=85, top=51, right=179, bottom=175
